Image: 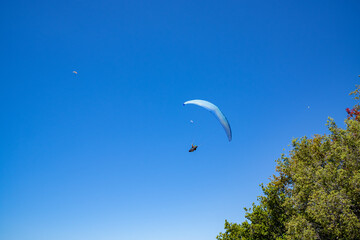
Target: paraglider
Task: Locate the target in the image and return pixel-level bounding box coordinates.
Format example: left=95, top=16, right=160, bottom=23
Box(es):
left=73, top=71, right=78, bottom=75
left=189, top=144, right=198, bottom=152
left=183, top=99, right=232, bottom=142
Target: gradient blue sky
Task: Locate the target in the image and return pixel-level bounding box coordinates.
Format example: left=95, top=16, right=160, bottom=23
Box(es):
left=1, top=0, right=360, bottom=239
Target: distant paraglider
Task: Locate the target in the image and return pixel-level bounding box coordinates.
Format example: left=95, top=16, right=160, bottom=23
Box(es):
left=188, top=144, right=198, bottom=152
left=73, top=71, right=78, bottom=75
left=183, top=99, right=232, bottom=142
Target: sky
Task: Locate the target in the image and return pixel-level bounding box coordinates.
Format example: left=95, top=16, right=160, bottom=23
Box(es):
left=0, top=0, right=360, bottom=239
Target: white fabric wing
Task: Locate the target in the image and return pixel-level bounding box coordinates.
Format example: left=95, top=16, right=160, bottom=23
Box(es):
left=183, top=99, right=232, bottom=141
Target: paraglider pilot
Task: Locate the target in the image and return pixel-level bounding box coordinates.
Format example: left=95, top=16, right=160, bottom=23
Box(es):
left=189, top=144, right=198, bottom=152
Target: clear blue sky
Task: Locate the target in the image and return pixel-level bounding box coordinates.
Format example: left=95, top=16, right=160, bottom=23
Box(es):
left=1, top=0, right=359, bottom=239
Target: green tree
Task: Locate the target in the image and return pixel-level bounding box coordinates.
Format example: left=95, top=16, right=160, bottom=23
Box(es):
left=217, top=84, right=360, bottom=240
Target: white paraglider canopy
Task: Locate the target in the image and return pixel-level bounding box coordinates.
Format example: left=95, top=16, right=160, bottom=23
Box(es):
left=183, top=99, right=232, bottom=141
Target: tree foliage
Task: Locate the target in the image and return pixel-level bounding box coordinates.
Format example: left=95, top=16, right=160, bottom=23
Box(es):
left=217, top=85, right=360, bottom=240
